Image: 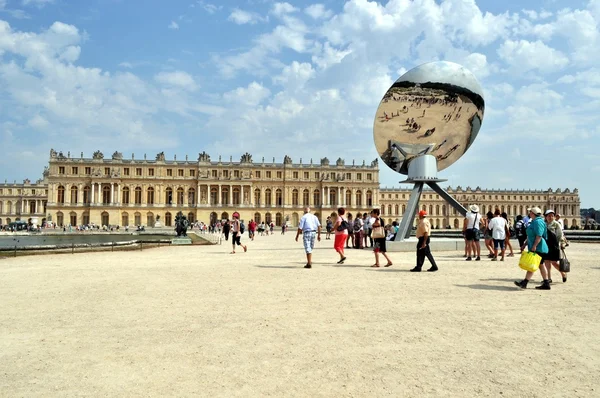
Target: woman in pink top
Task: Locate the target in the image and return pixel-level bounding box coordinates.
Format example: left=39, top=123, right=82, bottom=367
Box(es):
left=333, top=207, right=348, bottom=264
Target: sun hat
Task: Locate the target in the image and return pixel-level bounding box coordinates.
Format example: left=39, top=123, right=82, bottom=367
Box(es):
left=544, top=209, right=555, bottom=216
left=469, top=204, right=479, bottom=213
left=418, top=210, right=427, bottom=217
left=531, top=207, right=542, bottom=216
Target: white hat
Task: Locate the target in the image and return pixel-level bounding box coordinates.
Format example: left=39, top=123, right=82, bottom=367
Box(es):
left=469, top=204, right=479, bottom=213
left=544, top=209, right=555, bottom=216
left=531, top=207, right=542, bottom=216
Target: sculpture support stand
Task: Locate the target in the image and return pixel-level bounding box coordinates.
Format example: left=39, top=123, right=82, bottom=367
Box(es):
left=392, top=155, right=468, bottom=241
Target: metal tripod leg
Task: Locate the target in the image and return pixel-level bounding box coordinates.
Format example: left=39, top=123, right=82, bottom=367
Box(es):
left=394, top=182, right=423, bottom=241
left=427, top=182, right=468, bottom=217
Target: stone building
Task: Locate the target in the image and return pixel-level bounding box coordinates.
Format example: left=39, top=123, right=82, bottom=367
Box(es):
left=0, top=149, right=581, bottom=229
left=379, top=186, right=581, bottom=229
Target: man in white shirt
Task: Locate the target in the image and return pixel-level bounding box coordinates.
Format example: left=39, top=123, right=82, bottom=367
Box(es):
left=295, top=207, right=321, bottom=269
left=462, top=204, right=481, bottom=261
left=487, top=209, right=508, bottom=261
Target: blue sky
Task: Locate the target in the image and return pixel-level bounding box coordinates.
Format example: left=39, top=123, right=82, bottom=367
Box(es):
left=1, top=0, right=599, bottom=207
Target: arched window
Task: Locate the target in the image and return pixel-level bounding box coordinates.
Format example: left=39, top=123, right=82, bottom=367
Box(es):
left=166, top=187, right=173, bottom=205
left=276, top=212, right=283, bottom=226
left=254, top=189, right=261, bottom=206
left=122, top=212, right=129, bottom=226
left=313, top=189, right=320, bottom=206
left=254, top=212, right=261, bottom=223
left=165, top=212, right=172, bottom=227
left=454, top=219, right=459, bottom=229
left=265, top=189, right=272, bottom=207
left=345, top=190, right=352, bottom=206
left=83, top=186, right=91, bottom=204
left=101, top=211, right=109, bottom=226
left=233, top=187, right=240, bottom=205
left=355, top=190, right=362, bottom=207
left=381, top=205, right=385, bottom=215
left=210, top=187, right=218, bottom=205
left=395, top=204, right=399, bottom=215
left=292, top=212, right=299, bottom=226
left=102, top=186, right=111, bottom=204
left=221, top=212, right=229, bottom=220
left=57, top=186, right=65, bottom=204
left=302, top=189, right=309, bottom=206
left=69, top=211, right=77, bottom=226
left=147, top=187, right=154, bottom=205
left=70, top=186, right=78, bottom=204
left=147, top=212, right=154, bottom=226
left=265, top=212, right=272, bottom=223
left=292, top=189, right=299, bottom=206
left=276, top=189, right=283, bottom=206
left=366, top=190, right=373, bottom=206
left=429, top=205, right=433, bottom=215
left=177, top=187, right=184, bottom=205
left=134, top=212, right=141, bottom=226
left=402, top=204, right=406, bottom=215
left=329, top=189, right=337, bottom=207
left=187, top=212, right=195, bottom=223
left=134, top=187, right=142, bottom=205
left=436, top=205, right=440, bottom=215
left=442, top=205, right=446, bottom=216
left=188, top=188, right=196, bottom=205
left=56, top=211, right=64, bottom=226
left=122, top=187, right=130, bottom=204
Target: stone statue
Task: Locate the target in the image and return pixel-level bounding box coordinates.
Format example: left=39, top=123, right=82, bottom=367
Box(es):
left=370, top=158, right=379, bottom=167
left=43, top=167, right=49, bottom=178
left=240, top=152, right=253, bottom=163
left=336, top=157, right=345, bottom=166
left=92, top=167, right=103, bottom=177
left=283, top=155, right=292, bottom=165
left=57, top=151, right=66, bottom=160
left=112, top=151, right=123, bottom=160
left=320, top=157, right=329, bottom=166
left=156, top=152, right=165, bottom=161
left=23, top=178, right=31, bottom=184
left=49, top=148, right=57, bottom=158
left=174, top=211, right=189, bottom=237
left=110, top=168, right=121, bottom=178
left=93, top=150, right=104, bottom=160
left=198, top=151, right=211, bottom=162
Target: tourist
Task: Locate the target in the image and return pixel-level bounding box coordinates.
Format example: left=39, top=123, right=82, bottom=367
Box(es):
left=544, top=210, right=567, bottom=283
left=483, top=211, right=495, bottom=258
left=410, top=210, right=438, bottom=272
left=514, top=207, right=550, bottom=290
left=352, top=214, right=363, bottom=249
left=230, top=213, right=247, bottom=254
left=488, top=209, right=508, bottom=261
left=333, top=207, right=348, bottom=264
left=370, top=209, right=392, bottom=267
left=345, top=213, right=354, bottom=249
left=325, top=217, right=333, bottom=240
left=248, top=219, right=256, bottom=241
left=222, top=219, right=231, bottom=241
left=362, top=213, right=372, bottom=248
left=295, top=207, right=321, bottom=269
left=515, top=215, right=527, bottom=252
left=501, top=212, right=515, bottom=257
left=462, top=204, right=481, bottom=261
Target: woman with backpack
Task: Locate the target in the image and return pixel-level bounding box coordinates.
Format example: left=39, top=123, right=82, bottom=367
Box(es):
left=544, top=210, right=567, bottom=283
left=333, top=208, right=348, bottom=264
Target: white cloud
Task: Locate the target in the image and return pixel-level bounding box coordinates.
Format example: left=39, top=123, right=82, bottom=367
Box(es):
left=304, top=4, right=332, bottom=20
left=168, top=21, right=179, bottom=30
left=22, top=0, right=54, bottom=7
left=194, top=1, right=220, bottom=14
left=273, top=61, right=315, bottom=89
left=228, top=9, right=266, bottom=25
left=154, top=71, right=198, bottom=91
left=271, top=2, right=298, bottom=18
left=28, top=114, right=49, bottom=129
left=497, top=39, right=569, bottom=73
left=223, top=82, right=271, bottom=107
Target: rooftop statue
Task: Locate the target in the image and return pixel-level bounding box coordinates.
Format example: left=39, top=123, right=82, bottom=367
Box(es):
left=93, top=150, right=104, bottom=160
left=112, top=151, right=123, bottom=160
left=156, top=152, right=166, bottom=161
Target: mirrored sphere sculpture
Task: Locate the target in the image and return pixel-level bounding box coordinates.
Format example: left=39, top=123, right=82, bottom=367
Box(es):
left=373, top=61, right=485, bottom=175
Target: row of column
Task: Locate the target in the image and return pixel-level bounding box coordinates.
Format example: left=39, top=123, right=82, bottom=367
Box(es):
left=0, top=200, right=46, bottom=215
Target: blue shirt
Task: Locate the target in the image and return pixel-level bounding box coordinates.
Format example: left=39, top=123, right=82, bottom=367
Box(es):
left=298, top=213, right=321, bottom=232
left=526, top=216, right=548, bottom=254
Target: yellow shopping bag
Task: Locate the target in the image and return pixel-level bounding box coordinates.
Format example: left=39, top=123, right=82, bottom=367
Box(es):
left=519, top=251, right=542, bottom=272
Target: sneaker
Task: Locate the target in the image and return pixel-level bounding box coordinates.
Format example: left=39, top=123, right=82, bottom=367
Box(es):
left=514, top=279, right=528, bottom=289
left=427, top=267, right=438, bottom=272
left=475, top=256, right=481, bottom=261
left=409, top=267, right=422, bottom=272
left=466, top=257, right=472, bottom=261
left=304, top=264, right=312, bottom=269
left=535, top=281, right=551, bottom=290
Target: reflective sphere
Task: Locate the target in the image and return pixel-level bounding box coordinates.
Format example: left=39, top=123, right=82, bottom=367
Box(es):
left=373, top=61, right=485, bottom=174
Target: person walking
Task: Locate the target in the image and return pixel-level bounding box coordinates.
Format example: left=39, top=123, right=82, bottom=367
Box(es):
left=488, top=209, right=508, bottom=261
left=543, top=210, right=567, bottom=283
left=295, top=207, right=321, bottom=269
left=514, top=207, right=550, bottom=290
left=230, top=213, right=247, bottom=254
left=333, top=207, right=349, bottom=264
left=325, top=217, right=333, bottom=240
left=410, top=210, right=438, bottom=272
left=370, top=209, right=393, bottom=267
left=222, top=219, right=231, bottom=241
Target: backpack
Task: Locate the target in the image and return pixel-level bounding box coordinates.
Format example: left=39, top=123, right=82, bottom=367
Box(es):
left=515, top=220, right=527, bottom=238
left=546, top=227, right=559, bottom=251
left=240, top=222, right=245, bottom=234
left=353, top=218, right=362, bottom=232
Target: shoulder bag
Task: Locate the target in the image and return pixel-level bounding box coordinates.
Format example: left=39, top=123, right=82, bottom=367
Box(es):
left=559, top=249, right=570, bottom=273
left=372, top=218, right=386, bottom=239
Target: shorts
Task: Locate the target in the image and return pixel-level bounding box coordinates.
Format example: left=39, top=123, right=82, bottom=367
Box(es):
left=303, top=231, right=317, bottom=254
left=232, top=232, right=242, bottom=246
left=493, top=239, right=505, bottom=250
left=465, top=229, right=480, bottom=241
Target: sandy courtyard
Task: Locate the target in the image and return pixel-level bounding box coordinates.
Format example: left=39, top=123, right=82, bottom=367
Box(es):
left=1, top=233, right=599, bottom=397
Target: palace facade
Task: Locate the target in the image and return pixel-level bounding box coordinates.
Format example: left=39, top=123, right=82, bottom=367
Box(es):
left=0, top=149, right=581, bottom=229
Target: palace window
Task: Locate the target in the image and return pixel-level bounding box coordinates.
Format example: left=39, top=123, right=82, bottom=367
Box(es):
left=190, top=170, right=195, bottom=177
left=167, top=169, right=173, bottom=177
left=355, top=190, right=362, bottom=206
left=134, top=187, right=142, bottom=204
left=234, top=170, right=240, bottom=178
left=57, top=186, right=65, bottom=203
left=59, top=167, right=65, bottom=175
left=277, top=171, right=282, bottom=179
left=212, top=170, right=218, bottom=178
left=276, top=189, right=283, bottom=206
left=357, top=173, right=362, bottom=181
left=266, top=171, right=272, bottom=178
left=313, top=189, right=321, bottom=206
left=70, top=186, right=78, bottom=204
left=346, top=173, right=351, bottom=180
left=85, top=167, right=91, bottom=175
left=366, top=191, right=373, bottom=206
left=293, top=171, right=298, bottom=179
left=330, top=172, right=335, bottom=180
left=314, top=172, right=319, bottom=179
left=223, top=170, right=229, bottom=178
left=178, top=169, right=184, bottom=177
left=148, top=168, right=154, bottom=177
left=177, top=188, right=184, bottom=205
left=233, top=188, right=240, bottom=205
left=303, top=189, right=309, bottom=206
left=166, top=187, right=173, bottom=204
left=122, top=187, right=130, bottom=204
left=292, top=189, right=299, bottom=206
left=72, top=167, right=78, bottom=175
left=254, top=170, right=260, bottom=178
left=304, top=172, right=309, bottom=179
left=123, top=168, right=129, bottom=176
left=147, top=187, right=154, bottom=205
left=367, top=173, right=372, bottom=180
left=105, top=167, right=110, bottom=175
left=265, top=189, right=272, bottom=206
left=136, top=168, right=142, bottom=176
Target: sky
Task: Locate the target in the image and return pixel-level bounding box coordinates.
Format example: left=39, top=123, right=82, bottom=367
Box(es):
left=0, top=0, right=599, bottom=207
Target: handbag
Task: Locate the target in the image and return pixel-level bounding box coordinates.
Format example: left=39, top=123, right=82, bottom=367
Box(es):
left=372, top=226, right=385, bottom=239
left=559, top=249, right=570, bottom=273
left=518, top=251, right=542, bottom=272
